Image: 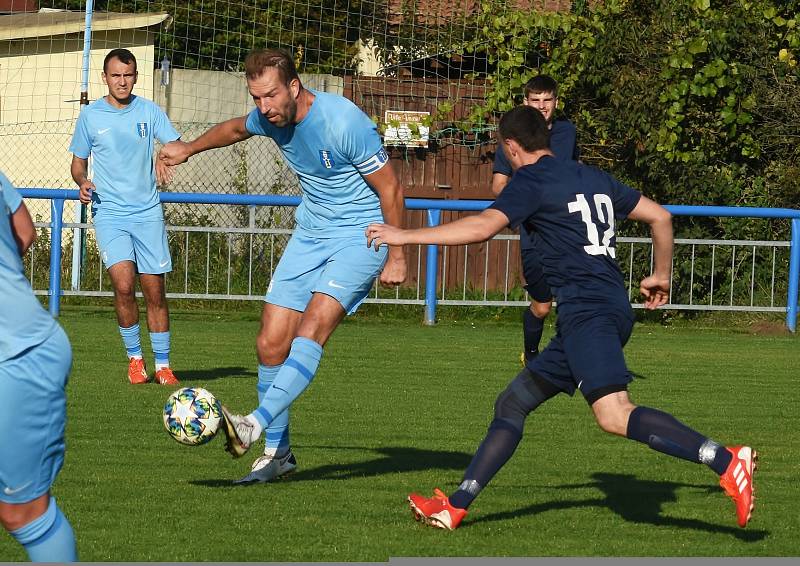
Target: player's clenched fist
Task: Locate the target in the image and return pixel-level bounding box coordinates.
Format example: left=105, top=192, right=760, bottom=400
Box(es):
left=78, top=178, right=95, bottom=205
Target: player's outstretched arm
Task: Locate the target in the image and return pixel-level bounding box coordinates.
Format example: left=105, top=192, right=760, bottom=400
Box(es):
left=10, top=200, right=35, bottom=255
left=628, top=195, right=673, bottom=309
left=364, top=163, right=407, bottom=285
left=366, top=208, right=510, bottom=250
left=159, top=116, right=251, bottom=166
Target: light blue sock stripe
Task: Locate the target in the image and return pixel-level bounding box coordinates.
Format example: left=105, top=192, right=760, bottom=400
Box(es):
left=150, top=331, right=170, bottom=363
left=28, top=506, right=63, bottom=548
left=119, top=324, right=142, bottom=357
left=284, top=358, right=314, bottom=382
left=10, top=497, right=57, bottom=545
left=254, top=406, right=273, bottom=427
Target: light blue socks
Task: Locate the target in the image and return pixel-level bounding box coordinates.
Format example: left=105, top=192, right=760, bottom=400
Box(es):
left=150, top=331, right=171, bottom=370
left=10, top=497, right=77, bottom=562
left=251, top=337, right=323, bottom=429
left=119, top=323, right=142, bottom=358
left=257, top=363, right=290, bottom=456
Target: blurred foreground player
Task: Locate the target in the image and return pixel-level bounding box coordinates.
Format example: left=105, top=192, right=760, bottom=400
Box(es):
left=0, top=171, right=78, bottom=561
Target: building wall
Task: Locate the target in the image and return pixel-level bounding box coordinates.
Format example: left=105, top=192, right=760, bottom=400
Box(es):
left=0, top=30, right=157, bottom=191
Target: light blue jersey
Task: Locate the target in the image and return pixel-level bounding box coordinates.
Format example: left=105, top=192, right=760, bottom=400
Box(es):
left=246, top=90, right=389, bottom=235
left=69, top=95, right=180, bottom=221
left=0, top=172, right=58, bottom=362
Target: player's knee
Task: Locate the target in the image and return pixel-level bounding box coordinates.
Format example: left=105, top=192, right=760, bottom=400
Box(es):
left=256, top=333, right=290, bottom=365
left=113, top=280, right=135, bottom=299
left=531, top=301, right=551, bottom=319
left=592, top=405, right=633, bottom=436
left=493, top=370, right=554, bottom=431
left=0, top=502, right=41, bottom=532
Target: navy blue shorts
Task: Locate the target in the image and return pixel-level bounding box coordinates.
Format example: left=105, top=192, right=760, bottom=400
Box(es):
left=528, top=302, right=635, bottom=401
left=521, top=248, right=551, bottom=303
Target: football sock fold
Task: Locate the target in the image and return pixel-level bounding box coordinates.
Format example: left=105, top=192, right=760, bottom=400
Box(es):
left=119, top=323, right=142, bottom=359
left=10, top=497, right=77, bottom=562
left=150, top=331, right=170, bottom=370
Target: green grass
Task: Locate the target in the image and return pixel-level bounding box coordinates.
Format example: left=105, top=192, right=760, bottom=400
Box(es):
left=1, top=307, right=798, bottom=559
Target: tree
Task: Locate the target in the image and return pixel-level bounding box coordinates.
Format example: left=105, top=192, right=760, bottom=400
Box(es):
left=462, top=0, right=799, bottom=238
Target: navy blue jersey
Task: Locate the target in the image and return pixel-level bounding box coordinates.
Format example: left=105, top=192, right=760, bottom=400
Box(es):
left=493, top=118, right=578, bottom=177
left=490, top=156, right=641, bottom=305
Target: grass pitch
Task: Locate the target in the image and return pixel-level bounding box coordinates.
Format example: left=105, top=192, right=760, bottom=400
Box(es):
left=1, top=307, right=797, bottom=560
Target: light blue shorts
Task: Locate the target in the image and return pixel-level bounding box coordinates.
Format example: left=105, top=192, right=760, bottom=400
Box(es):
left=266, top=230, right=388, bottom=315
left=0, top=325, right=72, bottom=504
left=95, top=218, right=172, bottom=274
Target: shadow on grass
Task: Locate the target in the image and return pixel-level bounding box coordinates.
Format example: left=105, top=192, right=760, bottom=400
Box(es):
left=177, top=366, right=256, bottom=381
left=190, top=446, right=473, bottom=488
left=473, top=472, right=767, bottom=541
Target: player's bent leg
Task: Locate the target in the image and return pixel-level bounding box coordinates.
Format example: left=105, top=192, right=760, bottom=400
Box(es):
left=445, top=369, right=561, bottom=512
left=603, top=391, right=756, bottom=527
left=1, top=495, right=77, bottom=562
left=224, top=297, right=340, bottom=461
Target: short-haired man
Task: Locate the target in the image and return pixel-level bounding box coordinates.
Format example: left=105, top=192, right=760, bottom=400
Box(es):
left=1, top=171, right=78, bottom=561
left=366, top=106, right=756, bottom=531
left=70, top=48, right=181, bottom=386
left=159, top=48, right=407, bottom=484
left=492, top=75, right=579, bottom=364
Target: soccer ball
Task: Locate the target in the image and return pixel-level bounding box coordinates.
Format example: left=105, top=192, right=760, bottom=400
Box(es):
left=163, top=387, right=222, bottom=446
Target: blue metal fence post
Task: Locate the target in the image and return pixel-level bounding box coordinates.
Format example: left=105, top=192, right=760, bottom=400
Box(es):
left=423, top=208, right=441, bottom=326
left=787, top=218, right=800, bottom=333
left=48, top=198, right=65, bottom=317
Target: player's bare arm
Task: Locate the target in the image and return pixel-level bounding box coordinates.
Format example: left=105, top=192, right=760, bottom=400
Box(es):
left=70, top=155, right=95, bottom=205
left=367, top=208, right=509, bottom=250
left=628, top=195, right=673, bottom=309
left=9, top=201, right=35, bottom=255
left=159, top=116, right=252, bottom=166
left=491, top=172, right=510, bottom=197
left=364, top=162, right=407, bottom=286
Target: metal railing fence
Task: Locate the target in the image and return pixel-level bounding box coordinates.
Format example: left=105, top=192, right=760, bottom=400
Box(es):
left=18, top=189, right=800, bottom=332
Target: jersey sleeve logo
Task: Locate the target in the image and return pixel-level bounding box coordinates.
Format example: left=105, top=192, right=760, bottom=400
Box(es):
left=319, top=150, right=335, bottom=169
left=137, top=122, right=149, bottom=138
left=356, top=147, right=389, bottom=175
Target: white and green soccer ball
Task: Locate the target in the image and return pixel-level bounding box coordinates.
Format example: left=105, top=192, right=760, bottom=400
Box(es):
left=163, top=387, right=222, bottom=446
